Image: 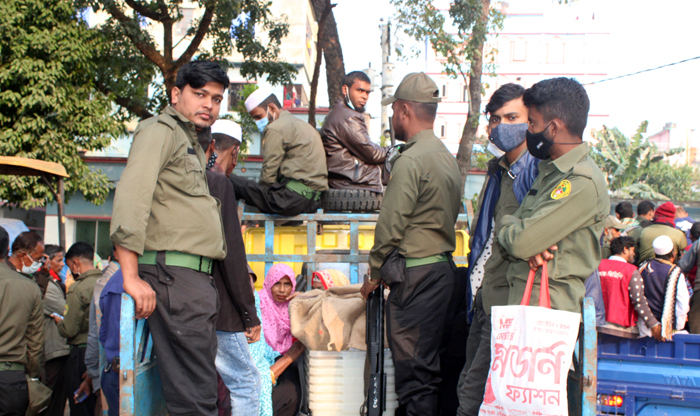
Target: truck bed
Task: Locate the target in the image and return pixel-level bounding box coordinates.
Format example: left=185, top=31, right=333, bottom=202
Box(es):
left=597, top=332, right=700, bottom=415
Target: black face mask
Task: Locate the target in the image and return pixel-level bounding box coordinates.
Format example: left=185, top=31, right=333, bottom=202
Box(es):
left=526, top=122, right=581, bottom=160
left=526, top=123, right=554, bottom=160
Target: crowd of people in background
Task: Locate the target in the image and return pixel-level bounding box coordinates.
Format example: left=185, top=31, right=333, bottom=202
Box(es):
left=4, top=57, right=700, bottom=416
left=593, top=200, right=700, bottom=342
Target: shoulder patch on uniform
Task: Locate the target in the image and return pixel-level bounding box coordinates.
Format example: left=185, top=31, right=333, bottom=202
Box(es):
left=156, top=114, right=177, bottom=130
left=550, top=179, right=571, bottom=200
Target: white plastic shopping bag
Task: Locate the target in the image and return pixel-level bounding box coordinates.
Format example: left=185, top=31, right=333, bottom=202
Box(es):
left=479, top=263, right=581, bottom=416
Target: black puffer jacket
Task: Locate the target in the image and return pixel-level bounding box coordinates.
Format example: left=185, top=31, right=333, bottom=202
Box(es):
left=321, top=99, right=388, bottom=193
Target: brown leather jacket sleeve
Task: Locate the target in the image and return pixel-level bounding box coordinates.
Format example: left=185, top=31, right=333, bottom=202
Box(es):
left=338, top=114, right=388, bottom=165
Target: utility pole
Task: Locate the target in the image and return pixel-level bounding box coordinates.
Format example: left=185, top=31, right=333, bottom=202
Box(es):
left=379, top=19, right=394, bottom=140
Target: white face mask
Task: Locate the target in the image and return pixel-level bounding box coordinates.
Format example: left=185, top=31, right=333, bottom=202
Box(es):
left=487, top=141, right=506, bottom=158
left=21, top=253, right=43, bottom=274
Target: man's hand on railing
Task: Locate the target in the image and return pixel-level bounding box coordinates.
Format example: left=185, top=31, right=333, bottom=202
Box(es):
left=116, top=244, right=156, bottom=319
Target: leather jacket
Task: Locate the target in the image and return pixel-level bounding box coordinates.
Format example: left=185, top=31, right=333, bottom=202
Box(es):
left=321, top=99, right=389, bottom=193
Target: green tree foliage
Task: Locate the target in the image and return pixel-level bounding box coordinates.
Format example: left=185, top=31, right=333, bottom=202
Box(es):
left=391, top=0, right=504, bottom=196
left=0, top=0, right=122, bottom=208
left=645, top=162, right=700, bottom=202
left=590, top=121, right=686, bottom=200
left=79, top=0, right=298, bottom=121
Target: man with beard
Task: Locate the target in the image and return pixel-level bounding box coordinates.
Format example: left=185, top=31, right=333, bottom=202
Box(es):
left=229, top=89, right=328, bottom=215
left=361, top=72, right=462, bottom=416
left=110, top=60, right=228, bottom=416
left=321, top=71, right=388, bottom=193
left=198, top=123, right=262, bottom=415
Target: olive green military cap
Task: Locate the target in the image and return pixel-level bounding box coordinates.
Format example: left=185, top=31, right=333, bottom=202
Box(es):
left=381, top=72, right=442, bottom=105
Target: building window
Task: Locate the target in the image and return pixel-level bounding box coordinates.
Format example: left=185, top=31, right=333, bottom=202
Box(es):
left=435, top=117, right=447, bottom=139
left=75, top=220, right=112, bottom=260
left=176, top=8, right=194, bottom=36
left=228, top=83, right=255, bottom=111
left=513, top=37, right=527, bottom=61
left=463, top=85, right=469, bottom=103
left=441, top=85, right=447, bottom=98
left=497, top=37, right=511, bottom=64
left=547, top=37, right=564, bottom=64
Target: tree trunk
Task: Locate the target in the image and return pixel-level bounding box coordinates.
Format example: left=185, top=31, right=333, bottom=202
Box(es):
left=308, top=1, right=333, bottom=127
left=311, top=0, right=345, bottom=108
left=455, top=0, right=490, bottom=198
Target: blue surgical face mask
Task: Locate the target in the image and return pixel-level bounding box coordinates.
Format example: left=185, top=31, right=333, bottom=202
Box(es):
left=489, top=123, right=528, bottom=153
left=255, top=111, right=269, bottom=134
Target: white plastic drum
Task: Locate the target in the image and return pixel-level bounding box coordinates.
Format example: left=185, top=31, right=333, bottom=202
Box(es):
left=308, top=350, right=399, bottom=416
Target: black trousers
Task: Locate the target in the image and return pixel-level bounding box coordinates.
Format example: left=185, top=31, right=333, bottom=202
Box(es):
left=456, top=289, right=491, bottom=416
left=139, top=254, right=220, bottom=416
left=0, top=370, right=28, bottom=416
left=272, top=357, right=301, bottom=416
left=41, top=355, right=69, bottom=416
left=229, top=175, right=320, bottom=216
left=386, top=261, right=459, bottom=416
left=67, top=346, right=96, bottom=416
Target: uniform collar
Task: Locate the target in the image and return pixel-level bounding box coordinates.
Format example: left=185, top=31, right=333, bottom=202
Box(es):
left=406, top=129, right=437, bottom=145
left=275, top=110, right=292, bottom=123
left=74, top=268, right=102, bottom=282
left=609, top=255, right=628, bottom=263
left=551, top=142, right=589, bottom=173
left=164, top=106, right=199, bottom=146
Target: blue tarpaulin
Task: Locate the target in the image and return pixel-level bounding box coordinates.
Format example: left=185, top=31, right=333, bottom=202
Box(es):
left=0, top=218, right=30, bottom=255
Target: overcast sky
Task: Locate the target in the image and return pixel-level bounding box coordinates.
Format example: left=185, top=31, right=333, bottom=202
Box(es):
left=329, top=0, right=700, bottom=138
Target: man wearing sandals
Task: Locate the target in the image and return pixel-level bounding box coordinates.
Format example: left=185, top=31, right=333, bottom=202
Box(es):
left=498, top=77, right=609, bottom=314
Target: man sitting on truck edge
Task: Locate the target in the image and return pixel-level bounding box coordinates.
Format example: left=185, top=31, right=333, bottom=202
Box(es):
left=637, top=235, right=690, bottom=341
left=229, top=89, right=329, bottom=216
left=456, top=83, right=539, bottom=416
left=321, top=71, right=389, bottom=194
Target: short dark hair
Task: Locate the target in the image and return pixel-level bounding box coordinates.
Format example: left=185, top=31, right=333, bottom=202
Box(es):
left=343, top=71, right=371, bottom=88
left=485, top=83, right=525, bottom=115
left=44, top=244, right=64, bottom=260
left=690, top=222, right=700, bottom=241
left=197, top=127, right=212, bottom=152
left=257, top=94, right=281, bottom=110
left=0, top=227, right=9, bottom=260
left=407, top=101, right=437, bottom=123
left=637, top=201, right=655, bottom=216
left=175, top=61, right=230, bottom=91
left=610, top=236, right=635, bottom=256
left=65, top=242, right=94, bottom=262
left=11, top=231, right=43, bottom=255
left=522, top=77, right=590, bottom=138
left=615, top=202, right=635, bottom=219
left=213, top=133, right=240, bottom=151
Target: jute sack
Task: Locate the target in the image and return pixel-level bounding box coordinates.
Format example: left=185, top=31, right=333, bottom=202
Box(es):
left=290, top=284, right=367, bottom=351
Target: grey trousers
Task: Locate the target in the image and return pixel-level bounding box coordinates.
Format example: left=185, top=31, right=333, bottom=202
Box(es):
left=457, top=289, right=492, bottom=416
left=140, top=254, right=219, bottom=416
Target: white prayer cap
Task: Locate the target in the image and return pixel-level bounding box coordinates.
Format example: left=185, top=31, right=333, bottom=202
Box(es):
left=211, top=120, right=242, bottom=143
left=244, top=89, right=274, bottom=113
left=653, top=235, right=674, bottom=256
